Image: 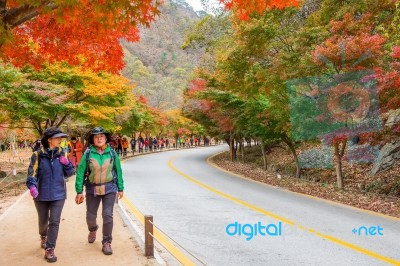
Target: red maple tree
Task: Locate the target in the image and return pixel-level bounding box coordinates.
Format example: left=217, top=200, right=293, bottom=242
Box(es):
left=219, top=0, right=300, bottom=20
left=313, top=13, right=385, bottom=73
left=375, top=47, right=400, bottom=112
left=0, top=0, right=160, bottom=73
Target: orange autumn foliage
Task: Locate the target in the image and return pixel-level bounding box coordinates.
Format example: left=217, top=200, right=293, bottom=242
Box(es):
left=1, top=0, right=160, bottom=73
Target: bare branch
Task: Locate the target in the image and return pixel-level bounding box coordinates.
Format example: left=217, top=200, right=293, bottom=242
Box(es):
left=55, top=114, right=69, bottom=128
left=3, top=4, right=39, bottom=28
left=2, top=1, right=57, bottom=28
left=0, top=1, right=7, bottom=15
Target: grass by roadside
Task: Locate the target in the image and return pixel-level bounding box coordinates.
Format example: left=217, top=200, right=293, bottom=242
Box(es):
left=0, top=149, right=31, bottom=216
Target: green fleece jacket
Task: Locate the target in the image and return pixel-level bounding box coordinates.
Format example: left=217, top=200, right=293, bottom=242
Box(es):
left=75, top=144, right=124, bottom=195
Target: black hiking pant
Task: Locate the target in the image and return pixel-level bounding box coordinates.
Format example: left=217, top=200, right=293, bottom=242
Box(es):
left=86, top=192, right=116, bottom=244
left=34, top=199, right=65, bottom=249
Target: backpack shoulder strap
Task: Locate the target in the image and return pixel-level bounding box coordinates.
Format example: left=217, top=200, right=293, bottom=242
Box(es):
left=34, top=150, right=40, bottom=168
left=33, top=150, right=42, bottom=179
left=110, top=149, right=118, bottom=181
left=85, top=148, right=91, bottom=160
left=84, top=148, right=91, bottom=182
left=110, top=148, right=116, bottom=167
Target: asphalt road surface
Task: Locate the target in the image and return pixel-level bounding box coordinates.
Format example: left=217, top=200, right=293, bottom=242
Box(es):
left=122, top=145, right=400, bottom=266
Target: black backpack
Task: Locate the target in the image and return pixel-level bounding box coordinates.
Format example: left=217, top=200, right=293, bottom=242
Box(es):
left=31, top=140, right=41, bottom=152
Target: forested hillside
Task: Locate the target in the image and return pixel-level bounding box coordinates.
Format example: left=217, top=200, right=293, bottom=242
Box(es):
left=122, top=0, right=203, bottom=110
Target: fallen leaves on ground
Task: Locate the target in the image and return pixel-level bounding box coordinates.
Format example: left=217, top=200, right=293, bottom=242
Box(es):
left=211, top=149, right=400, bottom=218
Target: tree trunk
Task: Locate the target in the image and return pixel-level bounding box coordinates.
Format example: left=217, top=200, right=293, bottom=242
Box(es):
left=261, top=142, right=267, bottom=171
left=245, top=138, right=251, bottom=147
left=230, top=138, right=236, bottom=161
left=282, top=135, right=300, bottom=178
left=333, top=140, right=347, bottom=189
left=240, top=140, right=245, bottom=163
left=224, top=137, right=233, bottom=162
left=230, top=138, right=234, bottom=162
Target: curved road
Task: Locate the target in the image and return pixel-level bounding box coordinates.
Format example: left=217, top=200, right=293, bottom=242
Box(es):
left=122, top=145, right=400, bottom=266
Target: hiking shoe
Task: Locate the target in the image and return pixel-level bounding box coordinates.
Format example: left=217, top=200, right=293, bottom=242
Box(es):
left=88, top=228, right=97, bottom=243
left=40, top=235, right=47, bottom=249
left=44, top=248, right=57, bottom=263
left=102, top=242, right=113, bottom=255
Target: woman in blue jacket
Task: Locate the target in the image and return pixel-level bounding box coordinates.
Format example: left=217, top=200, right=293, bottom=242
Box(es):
left=26, top=127, right=75, bottom=263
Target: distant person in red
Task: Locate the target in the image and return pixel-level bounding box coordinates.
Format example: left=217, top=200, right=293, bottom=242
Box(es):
left=115, top=136, right=122, bottom=155
left=121, top=137, right=129, bottom=156
left=69, top=137, right=84, bottom=168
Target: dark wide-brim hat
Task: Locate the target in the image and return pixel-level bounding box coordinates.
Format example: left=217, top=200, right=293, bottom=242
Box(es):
left=42, top=127, right=68, bottom=140
left=88, top=127, right=111, bottom=144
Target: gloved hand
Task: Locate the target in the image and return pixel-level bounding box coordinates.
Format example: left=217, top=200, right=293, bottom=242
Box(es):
left=59, top=156, right=69, bottom=166
left=29, top=186, right=39, bottom=198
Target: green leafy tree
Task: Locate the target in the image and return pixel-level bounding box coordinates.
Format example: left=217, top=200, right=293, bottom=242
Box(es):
left=0, top=63, right=132, bottom=135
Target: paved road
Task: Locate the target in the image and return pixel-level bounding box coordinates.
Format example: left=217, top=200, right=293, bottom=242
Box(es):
left=122, top=145, right=400, bottom=266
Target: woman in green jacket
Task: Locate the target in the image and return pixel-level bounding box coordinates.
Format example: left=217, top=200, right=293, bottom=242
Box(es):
left=75, top=127, right=124, bottom=255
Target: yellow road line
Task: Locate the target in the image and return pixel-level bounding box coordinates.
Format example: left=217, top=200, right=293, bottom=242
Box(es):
left=168, top=157, right=295, bottom=225
left=168, top=156, right=400, bottom=266
left=316, top=232, right=400, bottom=265
left=206, top=152, right=400, bottom=222
left=297, top=225, right=305, bottom=231
left=121, top=197, right=196, bottom=266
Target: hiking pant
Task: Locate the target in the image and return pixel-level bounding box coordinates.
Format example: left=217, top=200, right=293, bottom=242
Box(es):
left=86, top=192, right=116, bottom=244
left=34, top=199, right=65, bottom=249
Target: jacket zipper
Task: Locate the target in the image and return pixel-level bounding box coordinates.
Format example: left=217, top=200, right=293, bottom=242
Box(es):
left=99, top=153, right=103, bottom=195
left=50, top=150, right=54, bottom=199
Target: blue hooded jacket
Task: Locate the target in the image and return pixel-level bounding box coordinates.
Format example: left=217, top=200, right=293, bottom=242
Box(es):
left=26, top=147, right=75, bottom=201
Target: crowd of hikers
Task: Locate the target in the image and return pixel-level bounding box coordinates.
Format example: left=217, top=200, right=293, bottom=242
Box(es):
left=27, top=134, right=214, bottom=159
left=132, top=135, right=212, bottom=153
left=1, top=133, right=214, bottom=157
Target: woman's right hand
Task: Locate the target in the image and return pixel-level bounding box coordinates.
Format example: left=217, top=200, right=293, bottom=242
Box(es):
left=75, top=193, right=85, bottom=205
